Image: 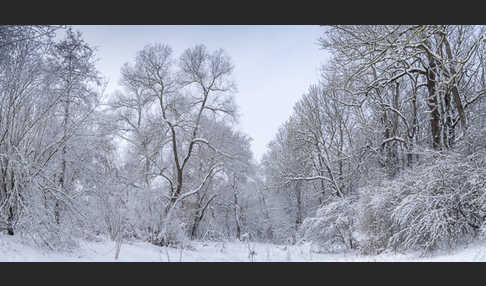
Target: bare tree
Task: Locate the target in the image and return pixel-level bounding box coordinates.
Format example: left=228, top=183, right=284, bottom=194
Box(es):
left=112, top=43, right=237, bottom=245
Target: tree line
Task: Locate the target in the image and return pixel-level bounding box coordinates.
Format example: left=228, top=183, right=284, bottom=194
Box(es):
left=2, top=25, right=486, bottom=255
left=262, top=25, right=486, bottom=254
left=0, top=26, right=270, bottom=249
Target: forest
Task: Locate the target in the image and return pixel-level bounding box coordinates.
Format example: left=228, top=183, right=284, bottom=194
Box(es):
left=1, top=25, right=486, bottom=261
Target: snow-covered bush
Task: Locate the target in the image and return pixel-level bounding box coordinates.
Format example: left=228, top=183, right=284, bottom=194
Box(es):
left=356, top=181, right=406, bottom=255
left=96, top=189, right=125, bottom=242
left=355, top=151, right=486, bottom=255
left=299, top=197, right=357, bottom=253
left=155, top=213, right=189, bottom=248
left=388, top=152, right=486, bottom=254
left=16, top=195, right=80, bottom=251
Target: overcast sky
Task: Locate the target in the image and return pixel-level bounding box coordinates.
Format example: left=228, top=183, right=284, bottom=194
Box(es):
left=73, top=25, right=329, bottom=161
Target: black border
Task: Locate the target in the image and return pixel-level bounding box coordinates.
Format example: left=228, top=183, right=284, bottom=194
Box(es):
left=3, top=0, right=486, bottom=24
left=2, top=261, right=486, bottom=284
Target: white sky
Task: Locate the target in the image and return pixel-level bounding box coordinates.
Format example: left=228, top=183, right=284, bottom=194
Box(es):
left=73, top=25, right=329, bottom=161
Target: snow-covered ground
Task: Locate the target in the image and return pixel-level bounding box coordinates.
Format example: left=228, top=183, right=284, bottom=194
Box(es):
left=1, top=235, right=486, bottom=262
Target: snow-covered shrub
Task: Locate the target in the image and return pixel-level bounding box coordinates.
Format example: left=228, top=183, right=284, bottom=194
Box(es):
left=457, top=119, right=486, bottom=156
left=299, top=197, right=357, bottom=253
left=96, top=190, right=125, bottom=242
left=356, top=181, right=406, bottom=255
left=479, top=222, right=486, bottom=241
left=354, top=151, right=485, bottom=255
left=201, top=229, right=226, bottom=242
left=155, top=213, right=189, bottom=248
left=389, top=152, right=486, bottom=254
left=354, top=150, right=486, bottom=255
left=17, top=197, right=79, bottom=251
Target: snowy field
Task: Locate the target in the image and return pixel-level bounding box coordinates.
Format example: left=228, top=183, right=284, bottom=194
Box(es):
left=2, top=235, right=486, bottom=262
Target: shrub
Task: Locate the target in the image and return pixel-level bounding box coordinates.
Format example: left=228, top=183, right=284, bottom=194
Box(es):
left=356, top=181, right=406, bottom=255
left=388, top=152, right=486, bottom=254
left=299, top=196, right=357, bottom=253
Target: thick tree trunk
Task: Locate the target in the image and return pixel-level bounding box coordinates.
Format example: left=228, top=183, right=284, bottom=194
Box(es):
left=443, top=36, right=467, bottom=131
left=443, top=91, right=455, bottom=149
left=426, top=56, right=442, bottom=150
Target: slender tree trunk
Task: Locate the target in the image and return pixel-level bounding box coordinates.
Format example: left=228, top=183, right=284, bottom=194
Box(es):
left=1, top=167, right=13, bottom=235
left=56, top=74, right=72, bottom=225
left=338, top=119, right=345, bottom=190
left=295, top=181, right=303, bottom=232
left=257, top=187, right=273, bottom=241
left=232, top=176, right=241, bottom=240
left=407, top=88, right=418, bottom=167
left=191, top=215, right=201, bottom=240
left=7, top=168, right=15, bottom=235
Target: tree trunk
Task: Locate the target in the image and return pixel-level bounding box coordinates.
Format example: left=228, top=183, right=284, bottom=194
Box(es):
left=7, top=203, right=14, bottom=235
left=426, top=56, right=442, bottom=150
left=407, top=88, right=418, bottom=167
left=443, top=90, right=455, bottom=149
left=233, top=177, right=241, bottom=241
left=191, top=192, right=216, bottom=240
left=443, top=36, right=467, bottom=131
left=257, top=187, right=274, bottom=241
left=191, top=215, right=201, bottom=240
left=295, top=181, right=303, bottom=232
left=56, top=84, right=71, bottom=225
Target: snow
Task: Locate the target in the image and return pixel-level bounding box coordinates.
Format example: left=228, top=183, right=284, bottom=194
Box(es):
left=2, top=235, right=486, bottom=262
